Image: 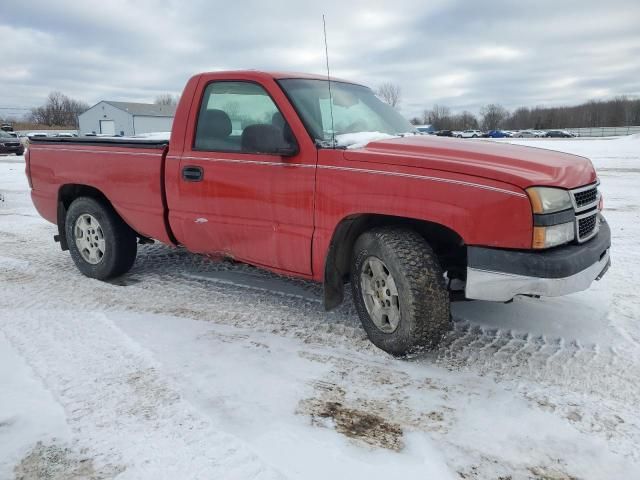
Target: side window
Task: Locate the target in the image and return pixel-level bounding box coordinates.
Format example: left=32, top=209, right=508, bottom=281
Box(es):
left=194, top=81, right=296, bottom=154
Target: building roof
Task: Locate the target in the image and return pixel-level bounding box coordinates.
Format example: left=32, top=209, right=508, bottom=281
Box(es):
left=103, top=101, right=177, bottom=117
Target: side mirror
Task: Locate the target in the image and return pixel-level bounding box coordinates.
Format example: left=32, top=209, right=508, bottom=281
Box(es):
left=241, top=124, right=299, bottom=157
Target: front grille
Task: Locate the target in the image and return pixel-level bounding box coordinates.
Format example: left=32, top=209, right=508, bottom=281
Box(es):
left=578, top=212, right=598, bottom=241
left=573, top=187, right=597, bottom=208
left=570, top=182, right=599, bottom=213
left=4, top=142, right=20, bottom=147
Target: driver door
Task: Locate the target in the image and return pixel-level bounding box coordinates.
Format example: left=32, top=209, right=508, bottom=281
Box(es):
left=172, top=80, right=316, bottom=276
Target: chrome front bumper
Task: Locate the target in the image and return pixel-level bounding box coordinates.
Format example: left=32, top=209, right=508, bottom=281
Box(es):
left=465, top=218, right=611, bottom=302
left=466, top=249, right=610, bottom=301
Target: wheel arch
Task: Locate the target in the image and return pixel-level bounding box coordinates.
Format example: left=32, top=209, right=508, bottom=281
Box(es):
left=56, top=184, right=138, bottom=251
left=322, top=214, right=466, bottom=310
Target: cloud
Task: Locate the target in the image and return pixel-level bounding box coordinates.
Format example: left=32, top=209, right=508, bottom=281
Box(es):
left=1, top=0, right=638, bottom=119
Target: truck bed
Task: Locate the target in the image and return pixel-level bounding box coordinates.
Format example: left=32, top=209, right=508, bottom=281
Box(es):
left=27, top=136, right=174, bottom=244
left=29, top=136, right=169, bottom=148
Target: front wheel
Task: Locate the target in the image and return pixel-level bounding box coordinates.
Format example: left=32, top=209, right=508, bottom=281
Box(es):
left=65, top=197, right=137, bottom=280
left=350, top=227, right=451, bottom=356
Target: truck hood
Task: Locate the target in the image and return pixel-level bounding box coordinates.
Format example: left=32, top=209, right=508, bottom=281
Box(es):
left=342, top=135, right=596, bottom=189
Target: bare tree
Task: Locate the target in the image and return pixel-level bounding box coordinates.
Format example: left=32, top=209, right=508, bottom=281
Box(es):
left=420, top=109, right=431, bottom=125
left=376, top=82, right=401, bottom=108
left=422, top=104, right=451, bottom=129
left=415, top=96, right=640, bottom=132
left=451, top=111, right=479, bottom=130
left=154, top=93, right=180, bottom=106
left=480, top=104, right=509, bottom=130
left=30, top=92, right=89, bottom=127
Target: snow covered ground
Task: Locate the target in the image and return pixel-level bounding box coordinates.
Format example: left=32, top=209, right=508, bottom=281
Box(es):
left=1, top=136, right=639, bottom=479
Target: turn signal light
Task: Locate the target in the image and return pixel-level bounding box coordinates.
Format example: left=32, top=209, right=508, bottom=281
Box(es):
left=528, top=189, right=544, bottom=214
left=532, top=222, right=575, bottom=249
left=532, top=227, right=546, bottom=249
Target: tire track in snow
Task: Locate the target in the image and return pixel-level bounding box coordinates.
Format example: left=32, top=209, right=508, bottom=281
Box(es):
left=2, top=222, right=640, bottom=457
left=2, top=228, right=640, bottom=405
left=3, top=225, right=640, bottom=399
left=0, top=309, right=286, bottom=480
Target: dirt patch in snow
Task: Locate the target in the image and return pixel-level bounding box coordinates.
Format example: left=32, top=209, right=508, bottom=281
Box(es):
left=456, top=463, right=578, bottom=480
left=528, top=465, right=579, bottom=480
left=124, top=368, right=180, bottom=420
left=14, top=442, right=124, bottom=480
left=300, top=398, right=404, bottom=451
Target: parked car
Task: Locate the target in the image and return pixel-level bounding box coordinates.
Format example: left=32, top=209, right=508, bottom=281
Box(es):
left=485, top=130, right=510, bottom=138
left=0, top=130, right=25, bottom=155
left=54, top=132, right=76, bottom=138
left=26, top=70, right=610, bottom=356
left=545, top=130, right=573, bottom=138
left=515, top=130, right=538, bottom=138
left=27, top=132, right=49, bottom=139
left=435, top=130, right=453, bottom=137
left=414, top=125, right=435, bottom=135
left=458, top=129, right=483, bottom=138
left=1, top=123, right=14, bottom=132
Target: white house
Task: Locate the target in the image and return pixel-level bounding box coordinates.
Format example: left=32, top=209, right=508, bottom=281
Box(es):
left=78, top=101, right=176, bottom=136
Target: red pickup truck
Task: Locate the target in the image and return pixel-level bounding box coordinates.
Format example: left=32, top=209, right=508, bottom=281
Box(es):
left=27, top=70, right=610, bottom=355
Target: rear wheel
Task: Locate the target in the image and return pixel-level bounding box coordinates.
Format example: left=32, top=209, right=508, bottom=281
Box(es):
left=65, top=197, right=137, bottom=280
left=350, top=227, right=451, bottom=356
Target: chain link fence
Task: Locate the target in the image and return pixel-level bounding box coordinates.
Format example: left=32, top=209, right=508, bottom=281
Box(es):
left=564, top=126, right=640, bottom=137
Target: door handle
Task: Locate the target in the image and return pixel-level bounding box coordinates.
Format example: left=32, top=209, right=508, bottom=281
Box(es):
left=182, top=165, right=204, bottom=182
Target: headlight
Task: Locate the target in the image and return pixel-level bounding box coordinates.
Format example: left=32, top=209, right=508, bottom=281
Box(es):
left=527, top=187, right=575, bottom=248
left=526, top=187, right=573, bottom=214
left=533, top=222, right=575, bottom=249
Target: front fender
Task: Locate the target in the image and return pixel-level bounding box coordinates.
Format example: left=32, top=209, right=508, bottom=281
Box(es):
left=312, top=150, right=533, bottom=282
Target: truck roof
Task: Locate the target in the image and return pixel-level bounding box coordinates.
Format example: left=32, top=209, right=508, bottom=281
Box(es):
left=195, top=70, right=363, bottom=86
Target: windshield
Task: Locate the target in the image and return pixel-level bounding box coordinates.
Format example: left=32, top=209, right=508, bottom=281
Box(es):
left=0, top=130, right=14, bottom=138
left=278, top=78, right=415, bottom=147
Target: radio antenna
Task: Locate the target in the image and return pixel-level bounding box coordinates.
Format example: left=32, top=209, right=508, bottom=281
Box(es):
left=322, top=14, right=336, bottom=147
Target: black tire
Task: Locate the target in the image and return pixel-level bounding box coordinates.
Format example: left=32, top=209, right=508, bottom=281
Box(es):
left=350, top=227, right=450, bottom=356
left=65, top=197, right=137, bottom=280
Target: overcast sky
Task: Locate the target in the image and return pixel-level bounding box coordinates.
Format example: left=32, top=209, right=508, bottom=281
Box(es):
left=1, top=0, right=639, bottom=119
